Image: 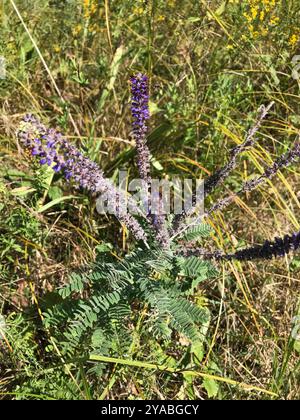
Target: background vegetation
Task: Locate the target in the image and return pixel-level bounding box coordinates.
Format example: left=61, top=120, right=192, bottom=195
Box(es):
left=0, top=0, right=299, bottom=400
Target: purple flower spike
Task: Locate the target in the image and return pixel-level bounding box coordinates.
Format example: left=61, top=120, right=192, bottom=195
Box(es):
left=130, top=74, right=169, bottom=248
left=179, top=231, right=300, bottom=262
left=225, top=232, right=300, bottom=261
left=18, top=115, right=148, bottom=243
left=130, top=73, right=151, bottom=186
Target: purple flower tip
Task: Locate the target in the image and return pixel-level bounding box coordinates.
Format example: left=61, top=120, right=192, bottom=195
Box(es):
left=130, top=73, right=151, bottom=185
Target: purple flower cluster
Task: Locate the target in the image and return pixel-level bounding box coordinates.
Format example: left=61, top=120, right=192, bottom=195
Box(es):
left=204, top=102, right=274, bottom=196
left=178, top=231, right=300, bottom=261
left=18, top=114, right=105, bottom=191
left=205, top=142, right=300, bottom=217
left=130, top=73, right=170, bottom=247
left=227, top=232, right=300, bottom=261
left=130, top=73, right=151, bottom=185
left=17, top=93, right=300, bottom=262
left=18, top=114, right=147, bottom=242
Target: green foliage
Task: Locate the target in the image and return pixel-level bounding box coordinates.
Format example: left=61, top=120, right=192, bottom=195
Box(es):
left=44, top=244, right=214, bottom=362
left=0, top=182, right=41, bottom=275
left=181, top=224, right=213, bottom=243
left=0, top=313, right=79, bottom=400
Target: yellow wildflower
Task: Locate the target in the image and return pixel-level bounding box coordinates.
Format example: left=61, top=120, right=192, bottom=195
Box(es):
left=289, top=34, right=299, bottom=46
left=269, top=16, right=279, bottom=25
left=83, top=0, right=97, bottom=19
left=73, top=24, right=82, bottom=36
left=251, top=6, right=258, bottom=19
left=133, top=6, right=144, bottom=16
left=243, top=12, right=252, bottom=22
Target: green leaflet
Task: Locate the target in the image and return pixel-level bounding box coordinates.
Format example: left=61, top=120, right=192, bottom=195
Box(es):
left=44, top=247, right=216, bottom=361
left=182, top=224, right=213, bottom=242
